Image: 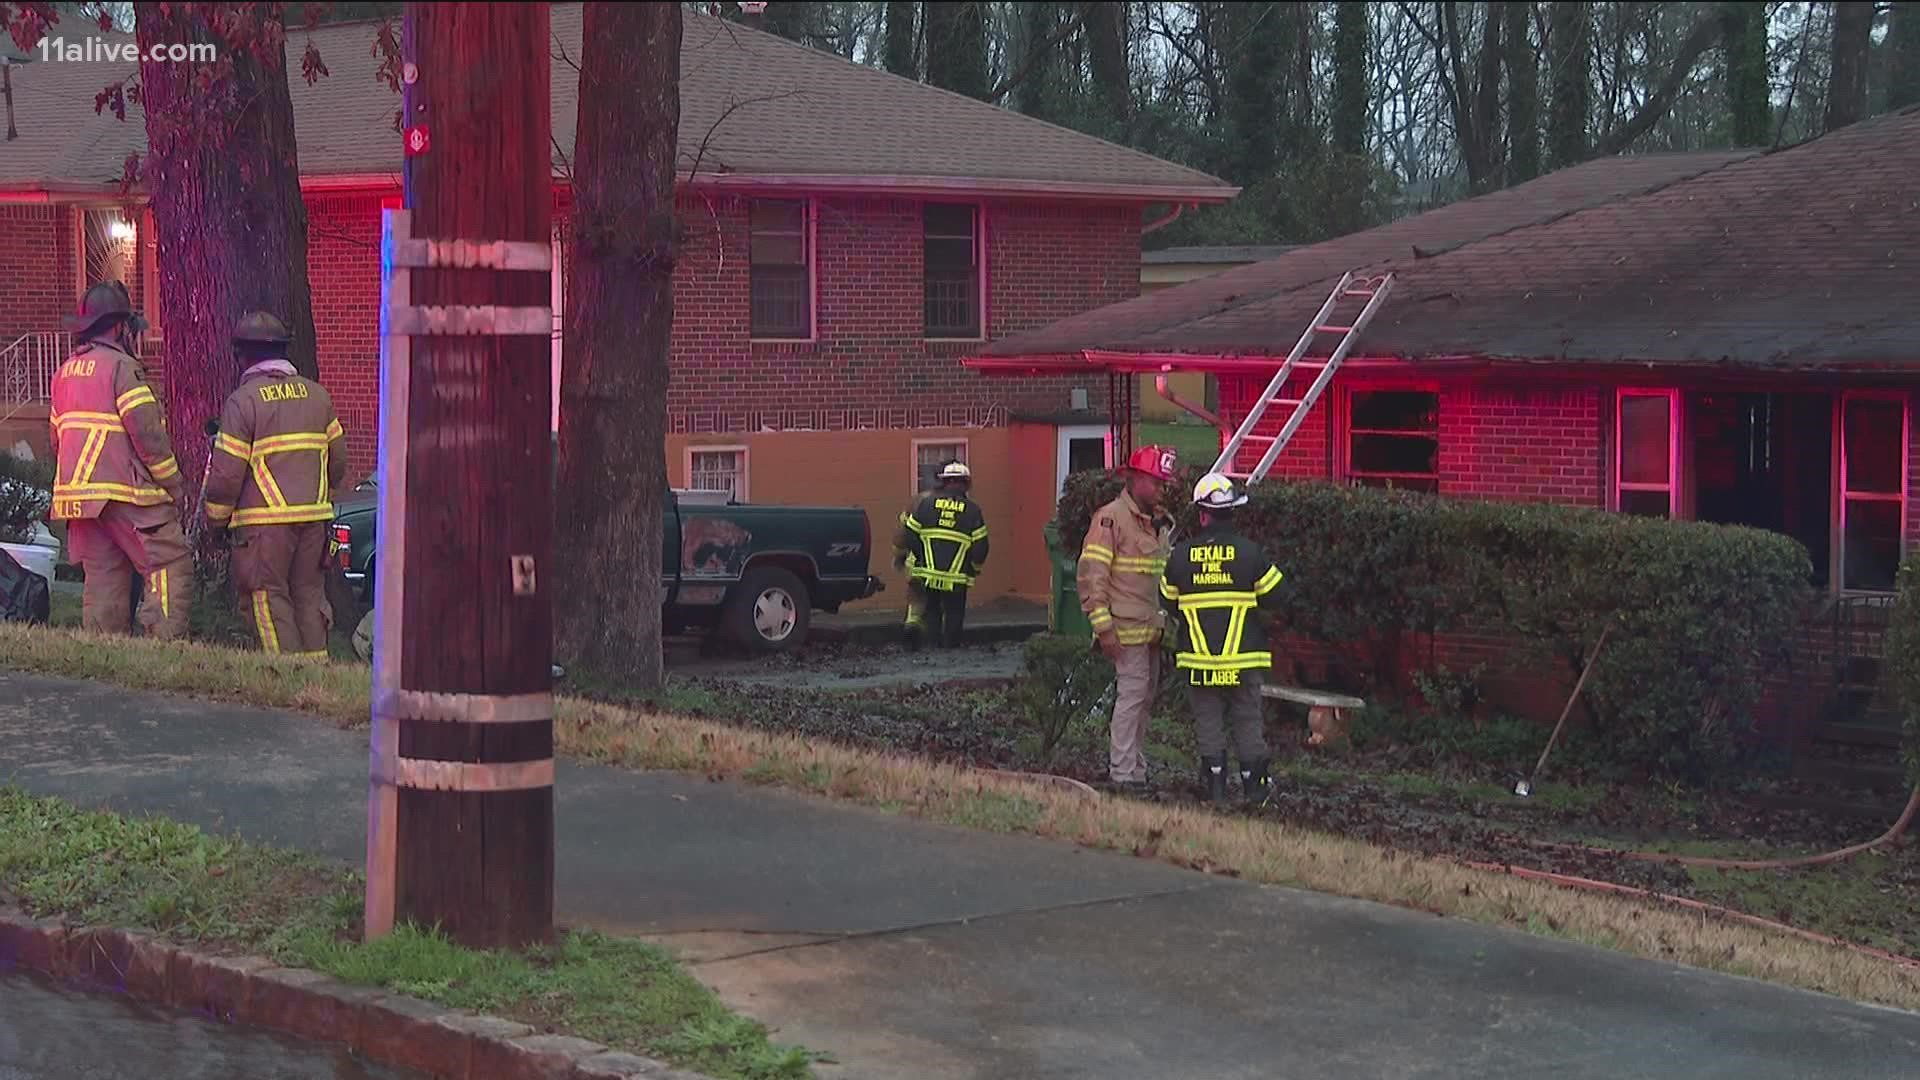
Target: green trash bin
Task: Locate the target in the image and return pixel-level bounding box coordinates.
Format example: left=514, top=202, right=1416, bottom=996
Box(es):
left=1043, top=521, right=1093, bottom=639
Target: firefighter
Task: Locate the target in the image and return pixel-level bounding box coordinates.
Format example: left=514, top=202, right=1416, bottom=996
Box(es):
left=894, top=461, right=989, bottom=649
left=1078, top=444, right=1178, bottom=792
left=49, top=280, right=194, bottom=639
left=1160, top=472, right=1285, bottom=806
left=202, top=312, right=347, bottom=659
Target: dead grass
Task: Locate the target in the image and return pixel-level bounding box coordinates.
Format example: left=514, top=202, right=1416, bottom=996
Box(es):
left=4, top=622, right=1918, bottom=1013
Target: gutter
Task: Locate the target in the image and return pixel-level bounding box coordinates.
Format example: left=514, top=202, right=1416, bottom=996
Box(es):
left=1141, top=203, right=1191, bottom=234
left=1153, top=374, right=1225, bottom=434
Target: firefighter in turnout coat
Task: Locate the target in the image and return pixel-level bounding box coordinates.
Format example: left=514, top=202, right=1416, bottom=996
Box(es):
left=1078, top=445, right=1177, bottom=791
left=49, top=280, right=194, bottom=638
left=1160, top=472, right=1285, bottom=805
left=895, top=461, right=989, bottom=648
left=202, top=313, right=347, bottom=658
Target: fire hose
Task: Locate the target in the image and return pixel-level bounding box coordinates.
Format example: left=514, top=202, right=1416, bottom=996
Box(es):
left=186, top=418, right=219, bottom=547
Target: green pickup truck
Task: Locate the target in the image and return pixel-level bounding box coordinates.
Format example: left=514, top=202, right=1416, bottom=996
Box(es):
left=330, top=483, right=882, bottom=653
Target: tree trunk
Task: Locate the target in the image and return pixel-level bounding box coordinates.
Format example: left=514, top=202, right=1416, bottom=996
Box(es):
left=925, top=0, right=989, bottom=100
left=553, top=2, right=681, bottom=687
left=1546, top=0, right=1590, bottom=168
left=1469, top=2, right=1504, bottom=190
left=758, top=0, right=813, bottom=44
left=1330, top=0, right=1369, bottom=233
left=1891, top=0, right=1920, bottom=111
left=1014, top=0, right=1062, bottom=117
left=1087, top=0, right=1131, bottom=130
left=1722, top=1, right=1770, bottom=146
left=1224, top=1, right=1283, bottom=183
left=1505, top=0, right=1541, bottom=183
left=386, top=0, right=554, bottom=950
left=1825, top=0, right=1874, bottom=132
left=134, top=2, right=317, bottom=563
left=883, top=1, right=917, bottom=79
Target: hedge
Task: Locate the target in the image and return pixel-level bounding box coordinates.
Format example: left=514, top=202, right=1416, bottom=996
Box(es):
left=1886, top=559, right=1920, bottom=790
left=1055, top=469, right=1812, bottom=778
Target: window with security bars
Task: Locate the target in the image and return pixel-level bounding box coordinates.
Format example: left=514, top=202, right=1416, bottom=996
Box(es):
left=923, top=203, right=980, bottom=339
left=914, top=442, right=967, bottom=495
left=1346, top=390, right=1439, bottom=493
left=750, top=199, right=810, bottom=338
left=688, top=449, right=747, bottom=501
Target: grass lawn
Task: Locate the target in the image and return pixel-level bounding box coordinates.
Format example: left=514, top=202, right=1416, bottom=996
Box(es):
left=1137, top=420, right=1221, bottom=470
left=0, top=786, right=814, bottom=1080
left=2, top=623, right=1918, bottom=1012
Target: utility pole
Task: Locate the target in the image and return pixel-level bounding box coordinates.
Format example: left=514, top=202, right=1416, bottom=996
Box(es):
left=365, top=2, right=555, bottom=949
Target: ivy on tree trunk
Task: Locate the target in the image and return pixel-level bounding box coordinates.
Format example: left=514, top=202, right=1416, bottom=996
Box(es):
left=1330, top=0, right=1369, bottom=233
left=1890, top=1, right=1920, bottom=112
left=1546, top=0, right=1590, bottom=169
left=133, top=1, right=316, bottom=558
left=553, top=1, right=681, bottom=685
left=1086, top=0, right=1130, bottom=133
left=925, top=0, right=988, bottom=101
left=1824, top=1, right=1874, bottom=133
left=1505, top=1, right=1540, bottom=184
left=1721, top=2, right=1769, bottom=147
left=883, top=1, right=917, bottom=79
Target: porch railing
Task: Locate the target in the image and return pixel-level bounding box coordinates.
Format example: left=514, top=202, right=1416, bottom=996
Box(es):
left=0, top=332, right=69, bottom=405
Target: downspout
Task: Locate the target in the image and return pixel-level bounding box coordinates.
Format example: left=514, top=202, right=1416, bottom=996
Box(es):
left=4, top=62, right=17, bottom=141
left=1154, top=373, right=1228, bottom=436
left=1142, top=202, right=1190, bottom=234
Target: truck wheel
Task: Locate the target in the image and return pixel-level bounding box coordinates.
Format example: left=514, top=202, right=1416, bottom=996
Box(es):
left=726, top=566, right=811, bottom=653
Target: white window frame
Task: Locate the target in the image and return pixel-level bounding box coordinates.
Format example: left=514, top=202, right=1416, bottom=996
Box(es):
left=686, top=445, right=750, bottom=501
left=747, top=197, right=816, bottom=342
left=911, top=438, right=969, bottom=496
left=922, top=201, right=987, bottom=342
left=1836, top=390, right=1910, bottom=593
left=1054, top=423, right=1110, bottom=501
left=1611, top=388, right=1681, bottom=516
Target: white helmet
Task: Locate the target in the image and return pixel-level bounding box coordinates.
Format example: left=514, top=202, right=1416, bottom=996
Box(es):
left=939, top=461, right=972, bottom=481
left=1193, top=472, right=1247, bottom=509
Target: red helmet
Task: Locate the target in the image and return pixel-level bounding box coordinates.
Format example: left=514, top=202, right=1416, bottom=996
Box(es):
left=1126, top=445, right=1177, bottom=482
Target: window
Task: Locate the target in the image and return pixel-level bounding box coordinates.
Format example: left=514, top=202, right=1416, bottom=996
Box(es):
left=750, top=199, right=811, bottom=339
left=1840, top=393, right=1907, bottom=591
left=1614, top=389, right=1678, bottom=517
left=687, top=447, right=748, bottom=501
left=914, top=440, right=967, bottom=494
left=1346, top=390, right=1439, bottom=493
left=923, top=203, right=981, bottom=339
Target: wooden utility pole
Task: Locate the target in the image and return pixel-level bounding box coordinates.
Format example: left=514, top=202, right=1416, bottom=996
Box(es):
left=365, top=2, right=555, bottom=949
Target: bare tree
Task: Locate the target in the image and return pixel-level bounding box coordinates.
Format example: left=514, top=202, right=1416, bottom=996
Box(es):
left=1824, top=0, right=1873, bottom=131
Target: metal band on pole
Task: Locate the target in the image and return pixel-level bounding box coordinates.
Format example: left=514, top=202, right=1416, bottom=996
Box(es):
left=374, top=689, right=554, bottom=725
left=376, top=756, right=557, bottom=793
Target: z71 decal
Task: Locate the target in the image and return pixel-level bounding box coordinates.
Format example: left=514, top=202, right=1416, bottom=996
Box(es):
left=825, top=542, right=860, bottom=558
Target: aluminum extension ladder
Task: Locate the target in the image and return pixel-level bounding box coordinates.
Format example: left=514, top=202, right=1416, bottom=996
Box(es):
left=1211, top=270, right=1395, bottom=484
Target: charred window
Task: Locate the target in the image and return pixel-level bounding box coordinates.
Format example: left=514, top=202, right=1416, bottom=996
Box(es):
left=1347, top=390, right=1439, bottom=493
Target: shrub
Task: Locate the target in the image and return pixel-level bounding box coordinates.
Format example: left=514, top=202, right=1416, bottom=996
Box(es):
left=0, top=453, right=54, bottom=544
left=1053, top=470, right=1811, bottom=778
left=1886, top=558, right=1920, bottom=789
left=1010, top=633, right=1114, bottom=765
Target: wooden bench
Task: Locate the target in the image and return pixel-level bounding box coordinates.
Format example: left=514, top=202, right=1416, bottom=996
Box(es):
left=1261, top=684, right=1367, bottom=747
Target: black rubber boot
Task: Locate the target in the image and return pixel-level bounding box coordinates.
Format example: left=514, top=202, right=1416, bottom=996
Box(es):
left=1200, top=756, right=1230, bottom=806
left=1240, top=759, right=1272, bottom=807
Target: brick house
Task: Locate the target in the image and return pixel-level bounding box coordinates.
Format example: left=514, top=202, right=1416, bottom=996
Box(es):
left=0, top=6, right=1235, bottom=605
left=970, top=106, right=1920, bottom=749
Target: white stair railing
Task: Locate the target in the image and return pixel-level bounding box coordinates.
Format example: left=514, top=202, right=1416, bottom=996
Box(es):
left=0, top=331, right=69, bottom=405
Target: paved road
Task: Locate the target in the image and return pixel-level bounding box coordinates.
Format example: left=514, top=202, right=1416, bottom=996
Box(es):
left=0, top=970, right=414, bottom=1080
left=3, top=671, right=1919, bottom=1080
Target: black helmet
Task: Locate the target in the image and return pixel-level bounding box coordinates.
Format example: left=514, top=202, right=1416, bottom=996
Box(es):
left=63, top=280, right=147, bottom=339
left=232, top=311, right=293, bottom=346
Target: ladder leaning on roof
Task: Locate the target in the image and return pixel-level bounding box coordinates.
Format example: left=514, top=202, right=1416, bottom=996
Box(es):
left=1211, top=270, right=1395, bottom=484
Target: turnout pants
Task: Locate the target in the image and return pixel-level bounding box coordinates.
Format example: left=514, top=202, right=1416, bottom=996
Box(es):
left=904, top=580, right=968, bottom=648
left=1108, top=639, right=1160, bottom=784
left=66, top=501, right=193, bottom=640
left=231, top=521, right=332, bottom=658
left=1187, top=669, right=1269, bottom=763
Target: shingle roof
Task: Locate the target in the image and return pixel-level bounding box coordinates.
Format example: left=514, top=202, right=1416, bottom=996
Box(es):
left=1142, top=245, right=1298, bottom=265
left=982, top=149, right=1757, bottom=358
left=0, top=6, right=1233, bottom=201
left=984, top=108, right=1920, bottom=369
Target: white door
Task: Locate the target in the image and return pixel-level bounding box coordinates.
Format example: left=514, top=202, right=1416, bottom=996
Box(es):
left=1055, top=424, right=1110, bottom=500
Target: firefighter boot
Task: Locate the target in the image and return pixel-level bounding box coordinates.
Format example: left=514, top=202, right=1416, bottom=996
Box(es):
left=1240, top=759, right=1272, bottom=807
left=1200, top=755, right=1229, bottom=807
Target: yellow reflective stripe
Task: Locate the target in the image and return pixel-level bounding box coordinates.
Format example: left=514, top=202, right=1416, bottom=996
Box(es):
left=1182, top=606, right=1210, bottom=657
left=1114, top=627, right=1159, bottom=644
left=253, top=591, right=281, bottom=654
left=150, top=567, right=169, bottom=619
left=1079, top=548, right=1113, bottom=565
left=1160, top=580, right=1180, bottom=600
left=54, top=482, right=169, bottom=500
left=1253, top=566, right=1283, bottom=596
left=252, top=457, right=289, bottom=508
left=115, top=386, right=157, bottom=414
left=918, top=527, right=973, bottom=544
left=1080, top=543, right=1114, bottom=560
left=291, top=650, right=330, bottom=661
left=1177, top=592, right=1260, bottom=607
left=1175, top=652, right=1272, bottom=670
left=74, top=427, right=108, bottom=484
left=148, top=455, right=180, bottom=481
left=216, top=433, right=253, bottom=460
left=206, top=502, right=235, bottom=522
left=56, top=410, right=124, bottom=433
left=970, top=525, right=990, bottom=540
left=229, top=503, right=335, bottom=527
left=253, top=433, right=331, bottom=453
left=325, top=418, right=344, bottom=441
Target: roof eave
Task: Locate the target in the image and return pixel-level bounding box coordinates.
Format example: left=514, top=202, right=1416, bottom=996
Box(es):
left=0, top=181, right=131, bottom=203
left=679, top=173, right=1240, bottom=204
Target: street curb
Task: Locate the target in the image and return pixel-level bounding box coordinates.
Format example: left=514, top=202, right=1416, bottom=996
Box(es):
left=0, top=908, right=712, bottom=1080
